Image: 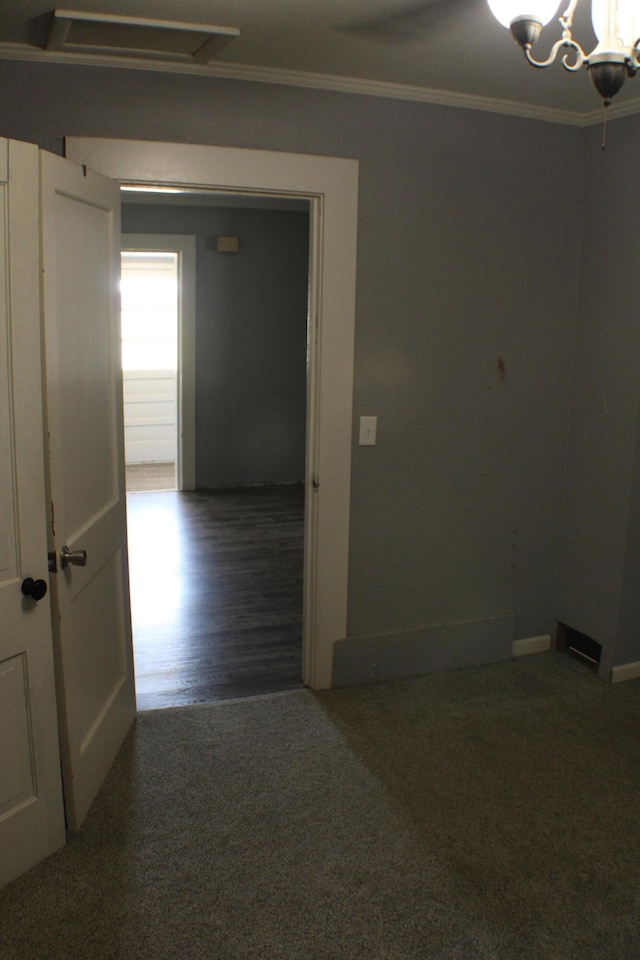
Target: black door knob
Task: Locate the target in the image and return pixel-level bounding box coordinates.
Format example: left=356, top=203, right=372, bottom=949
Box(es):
left=21, top=577, right=48, bottom=601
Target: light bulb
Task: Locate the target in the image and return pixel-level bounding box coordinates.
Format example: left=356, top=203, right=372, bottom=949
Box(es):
left=591, top=0, right=640, bottom=48
left=487, top=0, right=562, bottom=28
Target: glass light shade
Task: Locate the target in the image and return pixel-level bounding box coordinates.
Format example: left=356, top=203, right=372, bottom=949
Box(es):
left=487, top=0, right=562, bottom=28
left=591, top=0, right=640, bottom=48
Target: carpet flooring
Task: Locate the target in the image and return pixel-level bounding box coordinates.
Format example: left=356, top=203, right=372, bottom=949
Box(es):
left=1, top=652, right=640, bottom=959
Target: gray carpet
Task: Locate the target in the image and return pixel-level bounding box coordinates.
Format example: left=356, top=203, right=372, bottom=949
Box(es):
left=2, top=652, right=640, bottom=958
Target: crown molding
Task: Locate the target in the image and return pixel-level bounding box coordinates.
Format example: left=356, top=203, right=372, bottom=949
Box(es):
left=580, top=94, right=640, bottom=126
left=1, top=42, right=639, bottom=128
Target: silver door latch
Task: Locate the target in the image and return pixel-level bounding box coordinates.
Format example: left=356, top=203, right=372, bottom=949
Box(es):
left=60, top=545, right=88, bottom=569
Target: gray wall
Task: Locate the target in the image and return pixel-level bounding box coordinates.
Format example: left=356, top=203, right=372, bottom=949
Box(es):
left=556, top=114, right=640, bottom=676
left=0, top=59, right=592, bottom=682
left=121, top=203, right=310, bottom=488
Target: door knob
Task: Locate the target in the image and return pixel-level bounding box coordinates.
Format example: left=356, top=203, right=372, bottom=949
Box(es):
left=60, top=546, right=88, bottom=569
left=21, top=577, right=48, bottom=601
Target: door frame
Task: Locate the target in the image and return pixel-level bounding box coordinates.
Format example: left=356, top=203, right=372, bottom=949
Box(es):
left=66, top=138, right=358, bottom=691
left=121, top=233, right=197, bottom=491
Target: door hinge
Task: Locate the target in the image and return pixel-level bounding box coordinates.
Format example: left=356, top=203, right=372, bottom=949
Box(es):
left=312, top=475, right=319, bottom=491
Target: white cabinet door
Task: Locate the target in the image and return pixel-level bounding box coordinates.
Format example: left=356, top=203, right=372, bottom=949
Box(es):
left=0, top=139, right=65, bottom=888
left=41, top=151, right=136, bottom=831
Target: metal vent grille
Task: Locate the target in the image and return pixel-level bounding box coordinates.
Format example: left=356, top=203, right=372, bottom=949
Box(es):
left=556, top=622, right=602, bottom=671
left=46, top=9, right=240, bottom=64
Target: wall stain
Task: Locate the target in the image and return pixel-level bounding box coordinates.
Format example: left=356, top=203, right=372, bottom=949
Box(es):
left=497, top=356, right=506, bottom=380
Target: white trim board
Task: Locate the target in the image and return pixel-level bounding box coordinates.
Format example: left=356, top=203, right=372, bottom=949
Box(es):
left=511, top=635, right=551, bottom=657
left=67, top=137, right=358, bottom=691
left=610, top=661, right=640, bottom=683
left=1, top=44, right=638, bottom=127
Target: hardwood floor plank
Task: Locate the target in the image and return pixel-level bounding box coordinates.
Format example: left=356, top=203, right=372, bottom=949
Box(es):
left=126, top=485, right=305, bottom=710
left=126, top=461, right=176, bottom=492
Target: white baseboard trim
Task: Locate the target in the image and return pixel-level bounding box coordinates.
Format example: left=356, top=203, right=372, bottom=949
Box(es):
left=610, top=661, right=640, bottom=683
left=512, top=635, right=551, bottom=658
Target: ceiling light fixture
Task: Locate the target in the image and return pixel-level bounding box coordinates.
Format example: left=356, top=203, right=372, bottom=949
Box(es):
left=487, top=0, right=640, bottom=104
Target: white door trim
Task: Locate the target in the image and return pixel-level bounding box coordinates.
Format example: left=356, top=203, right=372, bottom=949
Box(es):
left=121, top=233, right=196, bottom=491
left=65, top=138, right=359, bottom=691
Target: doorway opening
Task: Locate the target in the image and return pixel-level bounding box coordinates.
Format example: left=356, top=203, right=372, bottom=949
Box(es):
left=66, top=135, right=359, bottom=693
left=121, top=250, right=179, bottom=492
left=121, top=190, right=310, bottom=708
left=121, top=232, right=196, bottom=494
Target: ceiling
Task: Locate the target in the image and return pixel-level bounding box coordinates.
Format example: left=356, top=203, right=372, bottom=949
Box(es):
left=0, top=0, right=638, bottom=124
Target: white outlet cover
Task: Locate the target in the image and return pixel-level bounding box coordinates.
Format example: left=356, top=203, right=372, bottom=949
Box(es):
left=359, top=416, right=377, bottom=446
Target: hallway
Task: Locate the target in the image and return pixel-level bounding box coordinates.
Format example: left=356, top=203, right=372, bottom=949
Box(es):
left=126, top=485, right=305, bottom=710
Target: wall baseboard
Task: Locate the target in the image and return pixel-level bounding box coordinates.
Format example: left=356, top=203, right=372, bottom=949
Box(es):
left=332, top=615, right=515, bottom=688
left=610, top=661, right=640, bottom=683
left=511, top=635, right=551, bottom=658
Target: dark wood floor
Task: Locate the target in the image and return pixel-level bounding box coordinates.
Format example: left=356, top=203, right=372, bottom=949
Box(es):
left=126, top=485, right=305, bottom=711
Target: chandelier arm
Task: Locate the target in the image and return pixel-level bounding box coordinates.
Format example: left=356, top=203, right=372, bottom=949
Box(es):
left=559, top=0, right=580, bottom=32
left=561, top=40, right=586, bottom=72
left=523, top=37, right=585, bottom=71
left=521, top=0, right=583, bottom=71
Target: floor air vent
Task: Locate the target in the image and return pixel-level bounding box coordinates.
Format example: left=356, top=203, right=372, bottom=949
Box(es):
left=556, top=623, right=602, bottom=670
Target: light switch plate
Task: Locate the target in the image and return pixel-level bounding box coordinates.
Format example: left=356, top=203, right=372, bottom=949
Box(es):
left=359, top=416, right=377, bottom=446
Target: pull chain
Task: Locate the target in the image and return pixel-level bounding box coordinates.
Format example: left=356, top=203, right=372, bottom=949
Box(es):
left=601, top=101, right=609, bottom=163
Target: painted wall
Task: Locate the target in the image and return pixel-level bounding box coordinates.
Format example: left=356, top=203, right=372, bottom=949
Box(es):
left=122, top=204, right=310, bottom=488
left=556, top=113, right=640, bottom=677
left=0, top=60, right=586, bottom=681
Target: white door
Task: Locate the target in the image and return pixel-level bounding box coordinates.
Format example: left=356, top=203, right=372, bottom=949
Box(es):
left=0, top=139, right=65, bottom=887
left=40, top=151, right=136, bottom=831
